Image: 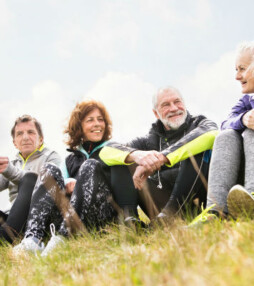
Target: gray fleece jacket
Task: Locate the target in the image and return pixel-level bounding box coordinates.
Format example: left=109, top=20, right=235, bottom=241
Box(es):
left=0, top=145, right=61, bottom=204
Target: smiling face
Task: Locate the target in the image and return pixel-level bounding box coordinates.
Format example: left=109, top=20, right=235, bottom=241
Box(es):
left=81, top=108, right=106, bottom=142
left=13, top=121, right=43, bottom=159
left=153, top=89, right=187, bottom=130
left=235, top=50, right=254, bottom=94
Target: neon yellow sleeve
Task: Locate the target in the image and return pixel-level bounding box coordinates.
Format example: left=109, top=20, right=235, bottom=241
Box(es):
left=165, top=130, right=218, bottom=167
left=99, top=146, right=133, bottom=166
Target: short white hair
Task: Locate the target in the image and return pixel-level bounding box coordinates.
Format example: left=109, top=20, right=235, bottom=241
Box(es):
left=236, top=41, right=254, bottom=73
left=152, top=86, right=183, bottom=110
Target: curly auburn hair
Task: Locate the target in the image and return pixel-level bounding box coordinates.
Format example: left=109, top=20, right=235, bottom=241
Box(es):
left=64, top=99, right=112, bottom=150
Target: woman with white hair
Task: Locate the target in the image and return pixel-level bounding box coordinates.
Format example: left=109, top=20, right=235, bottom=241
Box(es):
left=191, top=41, right=254, bottom=224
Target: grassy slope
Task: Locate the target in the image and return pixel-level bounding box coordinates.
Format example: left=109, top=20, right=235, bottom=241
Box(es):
left=1, top=219, right=254, bottom=286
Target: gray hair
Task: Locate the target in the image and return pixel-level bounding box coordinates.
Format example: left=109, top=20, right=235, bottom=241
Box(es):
left=236, top=41, right=254, bottom=72
left=152, top=86, right=183, bottom=110
left=11, top=114, right=44, bottom=139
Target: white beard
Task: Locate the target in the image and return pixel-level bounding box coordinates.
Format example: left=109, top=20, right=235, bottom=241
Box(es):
left=159, top=111, right=187, bottom=130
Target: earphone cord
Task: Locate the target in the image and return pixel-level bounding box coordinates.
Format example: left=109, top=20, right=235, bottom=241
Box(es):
left=157, top=137, right=163, bottom=189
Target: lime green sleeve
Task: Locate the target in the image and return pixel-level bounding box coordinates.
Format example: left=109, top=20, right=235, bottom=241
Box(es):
left=164, top=130, right=218, bottom=167
left=99, top=146, right=134, bottom=166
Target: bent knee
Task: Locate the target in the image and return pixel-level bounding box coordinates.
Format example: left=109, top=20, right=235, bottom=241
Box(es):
left=40, top=163, right=62, bottom=180
left=20, top=172, right=38, bottom=186
left=242, top=128, right=254, bottom=138
left=79, top=158, right=101, bottom=173
left=215, top=129, right=242, bottom=146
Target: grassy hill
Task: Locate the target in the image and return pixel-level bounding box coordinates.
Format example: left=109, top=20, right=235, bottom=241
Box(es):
left=1, top=218, right=254, bottom=286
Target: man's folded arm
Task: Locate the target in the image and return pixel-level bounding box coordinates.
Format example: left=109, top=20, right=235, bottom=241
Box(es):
left=162, top=119, right=218, bottom=167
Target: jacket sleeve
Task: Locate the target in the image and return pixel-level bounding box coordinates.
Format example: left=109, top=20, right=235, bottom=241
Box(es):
left=161, top=118, right=218, bottom=167
left=1, top=151, right=61, bottom=186
left=221, top=95, right=251, bottom=131
left=1, top=161, right=25, bottom=185
left=99, top=136, right=150, bottom=166
left=0, top=174, right=9, bottom=192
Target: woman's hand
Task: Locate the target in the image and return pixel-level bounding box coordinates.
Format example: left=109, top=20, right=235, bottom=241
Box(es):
left=65, top=179, right=76, bottom=195
left=243, top=110, right=254, bottom=130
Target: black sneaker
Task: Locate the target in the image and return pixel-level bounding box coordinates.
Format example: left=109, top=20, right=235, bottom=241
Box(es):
left=124, top=216, right=148, bottom=230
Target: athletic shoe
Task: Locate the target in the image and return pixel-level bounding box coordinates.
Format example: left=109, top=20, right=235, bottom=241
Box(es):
left=150, top=212, right=174, bottom=228
left=188, top=204, right=217, bottom=227
left=13, top=234, right=45, bottom=255
left=41, top=224, right=64, bottom=257
left=227, top=185, right=254, bottom=219
left=124, top=216, right=148, bottom=230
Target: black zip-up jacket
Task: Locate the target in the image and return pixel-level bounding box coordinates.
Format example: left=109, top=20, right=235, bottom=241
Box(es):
left=65, top=141, right=110, bottom=183
left=99, top=113, right=218, bottom=185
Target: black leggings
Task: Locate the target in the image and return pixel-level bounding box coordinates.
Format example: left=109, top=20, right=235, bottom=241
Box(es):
left=0, top=172, right=38, bottom=243
left=111, top=152, right=209, bottom=219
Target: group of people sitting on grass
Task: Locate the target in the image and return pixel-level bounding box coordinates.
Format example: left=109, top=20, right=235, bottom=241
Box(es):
left=0, top=41, right=254, bottom=256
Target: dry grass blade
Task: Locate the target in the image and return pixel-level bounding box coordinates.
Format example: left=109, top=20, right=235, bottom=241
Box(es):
left=42, top=174, right=86, bottom=235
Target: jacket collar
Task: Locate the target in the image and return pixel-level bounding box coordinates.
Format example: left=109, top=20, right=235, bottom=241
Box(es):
left=17, top=144, right=45, bottom=162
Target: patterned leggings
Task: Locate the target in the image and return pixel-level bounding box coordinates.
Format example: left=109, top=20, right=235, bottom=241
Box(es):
left=25, top=160, right=116, bottom=239
left=58, top=159, right=117, bottom=236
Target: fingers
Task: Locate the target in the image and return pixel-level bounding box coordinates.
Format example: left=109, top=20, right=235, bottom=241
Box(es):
left=0, top=157, right=9, bottom=173
left=243, top=110, right=254, bottom=129
left=133, top=166, right=150, bottom=190
left=65, top=181, right=76, bottom=195
left=131, top=150, right=166, bottom=172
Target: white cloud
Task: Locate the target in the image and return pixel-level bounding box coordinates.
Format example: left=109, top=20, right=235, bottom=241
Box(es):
left=83, top=72, right=157, bottom=142
left=0, top=0, right=13, bottom=34
left=54, top=0, right=212, bottom=60
left=140, top=0, right=212, bottom=28
left=139, top=0, right=181, bottom=24
left=54, top=23, right=83, bottom=59
left=55, top=3, right=139, bottom=60
left=192, top=0, right=212, bottom=27
left=176, top=50, right=241, bottom=126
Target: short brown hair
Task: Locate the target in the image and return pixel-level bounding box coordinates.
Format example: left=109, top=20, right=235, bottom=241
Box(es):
left=65, top=99, right=112, bottom=149
left=11, top=115, right=44, bottom=139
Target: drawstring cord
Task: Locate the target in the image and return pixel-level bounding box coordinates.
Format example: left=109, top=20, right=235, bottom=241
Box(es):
left=157, top=131, right=186, bottom=189
left=157, top=137, right=163, bottom=189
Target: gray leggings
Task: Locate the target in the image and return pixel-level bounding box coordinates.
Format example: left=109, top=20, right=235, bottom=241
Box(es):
left=207, top=128, right=254, bottom=214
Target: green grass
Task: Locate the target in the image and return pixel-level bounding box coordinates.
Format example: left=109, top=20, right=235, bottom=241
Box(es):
left=1, top=219, right=254, bottom=285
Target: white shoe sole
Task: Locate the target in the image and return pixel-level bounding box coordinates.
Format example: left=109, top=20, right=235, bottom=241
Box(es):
left=227, top=185, right=254, bottom=219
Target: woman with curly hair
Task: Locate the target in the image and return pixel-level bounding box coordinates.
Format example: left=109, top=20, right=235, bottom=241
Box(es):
left=14, top=99, right=117, bottom=253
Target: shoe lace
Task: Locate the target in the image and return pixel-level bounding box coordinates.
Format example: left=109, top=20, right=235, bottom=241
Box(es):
left=50, top=223, right=56, bottom=237
left=189, top=203, right=217, bottom=226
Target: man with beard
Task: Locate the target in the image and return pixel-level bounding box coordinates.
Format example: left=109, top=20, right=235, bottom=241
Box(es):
left=100, top=86, right=218, bottom=222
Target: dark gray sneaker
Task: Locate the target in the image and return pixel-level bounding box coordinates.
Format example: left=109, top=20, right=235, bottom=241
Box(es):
left=124, top=216, right=148, bottom=230
left=227, top=185, right=254, bottom=219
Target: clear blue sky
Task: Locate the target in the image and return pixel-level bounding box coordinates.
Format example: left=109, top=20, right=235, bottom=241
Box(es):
left=0, top=0, right=253, bottom=209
